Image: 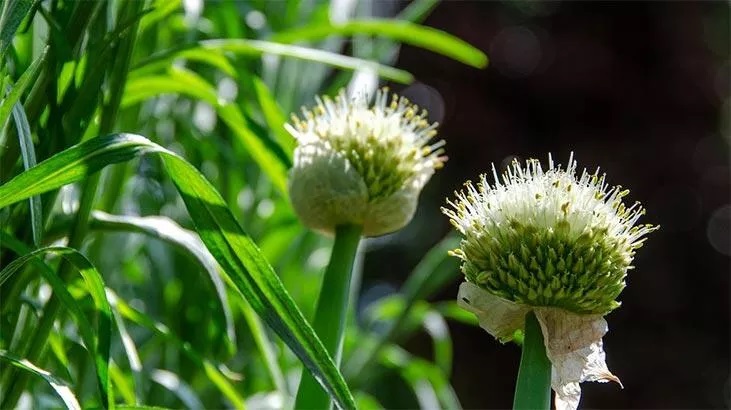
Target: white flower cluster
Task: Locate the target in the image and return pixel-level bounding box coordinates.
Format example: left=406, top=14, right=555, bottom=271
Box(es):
left=445, top=153, right=653, bottom=266
left=287, top=89, right=445, bottom=237
left=444, top=155, right=657, bottom=410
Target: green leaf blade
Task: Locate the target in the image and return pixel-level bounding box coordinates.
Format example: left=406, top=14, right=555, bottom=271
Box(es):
left=0, top=134, right=356, bottom=410
left=0, top=349, right=82, bottom=410
left=272, top=19, right=489, bottom=69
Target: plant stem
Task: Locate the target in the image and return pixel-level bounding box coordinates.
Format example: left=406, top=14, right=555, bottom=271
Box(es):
left=294, top=224, right=362, bottom=410
left=513, top=311, right=552, bottom=410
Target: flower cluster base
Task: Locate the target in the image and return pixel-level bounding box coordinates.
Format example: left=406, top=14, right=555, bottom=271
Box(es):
left=458, top=281, right=622, bottom=410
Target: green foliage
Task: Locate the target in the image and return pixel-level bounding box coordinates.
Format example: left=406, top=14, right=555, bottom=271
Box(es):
left=0, top=0, right=486, bottom=408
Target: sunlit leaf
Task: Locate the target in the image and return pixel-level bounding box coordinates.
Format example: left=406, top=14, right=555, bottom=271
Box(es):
left=273, top=19, right=488, bottom=69
left=0, top=133, right=356, bottom=410
left=132, top=39, right=414, bottom=84
left=11, top=100, right=42, bottom=246
left=0, top=0, right=37, bottom=60
left=0, top=46, right=47, bottom=130
left=122, top=69, right=290, bottom=196
left=150, top=369, right=204, bottom=409
left=0, top=241, right=112, bottom=408
left=0, top=349, right=81, bottom=410
left=107, top=289, right=246, bottom=410
left=91, top=211, right=235, bottom=345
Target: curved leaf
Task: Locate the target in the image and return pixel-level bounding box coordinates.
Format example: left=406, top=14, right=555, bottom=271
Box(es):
left=272, top=19, right=488, bottom=69
left=0, top=240, right=112, bottom=408
left=122, top=68, right=290, bottom=195
left=131, top=39, right=414, bottom=84
left=106, top=289, right=246, bottom=410
left=0, top=46, right=47, bottom=130
left=90, top=211, right=236, bottom=346
left=0, top=349, right=81, bottom=410
left=0, top=133, right=356, bottom=410
left=11, top=99, right=42, bottom=246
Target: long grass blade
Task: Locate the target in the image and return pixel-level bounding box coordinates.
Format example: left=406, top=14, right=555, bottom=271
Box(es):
left=122, top=69, right=290, bottom=195
left=82, top=211, right=288, bottom=396
left=0, top=134, right=164, bottom=209
left=91, top=211, right=236, bottom=346
left=0, top=46, right=47, bottom=130
left=272, top=19, right=488, bottom=69
left=0, top=349, right=81, bottom=410
left=150, top=369, right=204, bottom=410
left=107, top=289, right=246, bottom=410
left=106, top=291, right=143, bottom=404
left=0, top=241, right=112, bottom=408
left=11, top=101, right=42, bottom=246
left=249, top=76, right=296, bottom=160
left=0, top=0, right=36, bottom=60
left=131, top=39, right=414, bottom=84
left=0, top=133, right=357, bottom=410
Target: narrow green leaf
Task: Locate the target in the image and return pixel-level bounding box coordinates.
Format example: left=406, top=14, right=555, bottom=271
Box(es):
left=0, top=241, right=112, bottom=408
left=122, top=69, right=290, bottom=195
left=138, top=0, right=181, bottom=33
left=108, top=358, right=137, bottom=405
left=0, top=134, right=163, bottom=209
left=116, top=406, right=174, bottom=410
left=132, top=39, right=414, bottom=84
left=150, top=369, right=204, bottom=409
left=0, top=0, right=36, bottom=60
left=0, top=133, right=356, bottom=410
left=11, top=100, right=42, bottom=246
left=162, top=156, right=355, bottom=409
left=107, top=289, right=246, bottom=410
left=82, top=211, right=286, bottom=397
left=0, top=46, right=47, bottom=130
left=250, top=76, right=296, bottom=160
left=91, top=210, right=236, bottom=346
left=272, top=19, right=488, bottom=69
left=0, top=349, right=81, bottom=410
left=106, top=291, right=143, bottom=404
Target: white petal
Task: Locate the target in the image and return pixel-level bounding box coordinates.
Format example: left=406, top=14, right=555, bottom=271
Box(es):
left=288, top=141, right=368, bottom=235
left=363, top=186, right=419, bottom=237
left=534, top=308, right=622, bottom=410
left=457, top=282, right=529, bottom=342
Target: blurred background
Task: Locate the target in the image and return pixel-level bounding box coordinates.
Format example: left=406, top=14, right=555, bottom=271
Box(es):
left=368, top=1, right=730, bottom=408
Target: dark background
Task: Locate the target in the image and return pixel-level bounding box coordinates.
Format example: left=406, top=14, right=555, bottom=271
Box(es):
left=362, top=1, right=730, bottom=408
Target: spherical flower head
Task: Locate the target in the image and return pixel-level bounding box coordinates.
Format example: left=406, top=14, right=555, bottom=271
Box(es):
left=444, top=154, right=657, bottom=315
left=443, top=154, right=658, bottom=409
left=286, top=88, right=445, bottom=237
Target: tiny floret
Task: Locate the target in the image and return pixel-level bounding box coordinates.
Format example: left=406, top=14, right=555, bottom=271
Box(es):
left=443, top=154, right=657, bottom=409
left=287, top=88, right=445, bottom=237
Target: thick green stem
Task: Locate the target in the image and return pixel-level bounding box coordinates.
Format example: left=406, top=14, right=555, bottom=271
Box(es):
left=513, top=311, right=552, bottom=410
left=294, top=224, right=362, bottom=410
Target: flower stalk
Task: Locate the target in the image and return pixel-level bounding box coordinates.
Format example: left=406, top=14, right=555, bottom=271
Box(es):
left=294, top=224, right=362, bottom=410
left=513, top=311, right=552, bottom=410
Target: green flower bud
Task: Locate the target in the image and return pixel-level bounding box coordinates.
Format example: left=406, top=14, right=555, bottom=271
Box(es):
left=443, top=155, right=658, bottom=315
left=287, top=89, right=445, bottom=237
